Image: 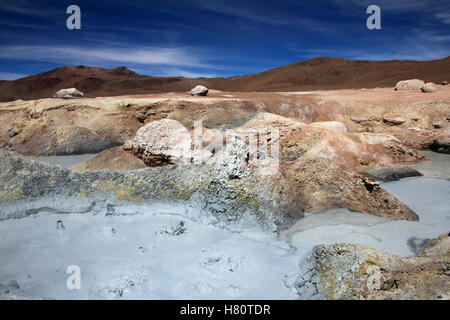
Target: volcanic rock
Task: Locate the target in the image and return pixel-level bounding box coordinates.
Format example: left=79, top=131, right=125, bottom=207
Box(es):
left=191, top=85, right=209, bottom=96
left=395, top=79, right=426, bottom=91
left=383, top=116, right=406, bottom=126
left=53, top=88, right=84, bottom=99
left=430, top=138, right=450, bottom=154
left=8, top=130, right=18, bottom=138
left=288, top=233, right=450, bottom=299
left=421, top=83, right=439, bottom=93
left=362, top=166, right=423, bottom=181
left=127, top=119, right=192, bottom=166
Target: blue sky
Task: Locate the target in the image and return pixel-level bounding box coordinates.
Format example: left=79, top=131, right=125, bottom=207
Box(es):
left=0, top=0, right=449, bottom=80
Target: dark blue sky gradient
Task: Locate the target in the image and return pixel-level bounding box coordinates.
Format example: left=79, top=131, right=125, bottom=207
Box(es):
left=0, top=0, right=449, bottom=79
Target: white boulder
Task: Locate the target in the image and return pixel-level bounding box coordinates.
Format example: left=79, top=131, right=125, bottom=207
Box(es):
left=394, top=79, right=426, bottom=91
left=53, top=88, right=84, bottom=99
left=191, top=85, right=209, bottom=96
left=133, top=119, right=192, bottom=165
left=421, top=82, right=439, bottom=93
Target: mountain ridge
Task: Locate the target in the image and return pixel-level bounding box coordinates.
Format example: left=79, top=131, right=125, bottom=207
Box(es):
left=1, top=56, right=449, bottom=101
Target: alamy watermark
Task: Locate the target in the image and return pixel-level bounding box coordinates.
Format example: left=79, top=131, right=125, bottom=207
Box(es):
left=66, top=265, right=81, bottom=290
left=66, top=4, right=380, bottom=31
left=367, top=5, right=381, bottom=30
left=66, top=5, right=81, bottom=30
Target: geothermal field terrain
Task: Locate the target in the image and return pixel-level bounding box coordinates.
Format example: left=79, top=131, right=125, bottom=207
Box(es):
left=0, top=58, right=449, bottom=299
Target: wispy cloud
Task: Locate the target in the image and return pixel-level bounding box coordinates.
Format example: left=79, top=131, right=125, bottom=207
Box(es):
left=155, top=68, right=220, bottom=78
left=413, top=29, right=450, bottom=42
left=0, top=0, right=57, bottom=17
left=348, top=42, right=449, bottom=61
left=0, top=72, right=27, bottom=80
left=187, top=0, right=330, bottom=32
left=0, top=45, right=217, bottom=69
left=435, top=12, right=450, bottom=24
left=192, top=0, right=293, bottom=25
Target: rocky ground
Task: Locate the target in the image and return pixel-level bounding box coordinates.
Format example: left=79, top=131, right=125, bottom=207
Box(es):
left=1, top=87, right=448, bottom=155
left=0, top=85, right=448, bottom=299
left=287, top=232, right=450, bottom=300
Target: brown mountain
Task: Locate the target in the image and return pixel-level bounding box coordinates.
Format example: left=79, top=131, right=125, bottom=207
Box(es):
left=1, top=56, right=449, bottom=102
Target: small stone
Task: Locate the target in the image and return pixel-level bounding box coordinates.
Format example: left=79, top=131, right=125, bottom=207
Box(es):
left=442, top=81, right=448, bottom=85
left=408, top=127, right=422, bottom=132
left=383, top=117, right=406, bottom=126
left=138, top=246, right=148, bottom=254
left=120, top=100, right=131, bottom=108
left=56, top=220, right=65, bottom=230
left=350, top=117, right=371, bottom=124
left=6, top=280, right=20, bottom=289
left=432, top=122, right=443, bottom=129
left=8, top=130, right=18, bottom=138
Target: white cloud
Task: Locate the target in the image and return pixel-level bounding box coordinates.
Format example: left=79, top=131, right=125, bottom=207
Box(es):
left=0, top=0, right=57, bottom=17
left=0, top=72, right=27, bottom=80
left=0, top=45, right=216, bottom=69
left=155, top=68, right=220, bottom=78
left=435, top=12, right=450, bottom=24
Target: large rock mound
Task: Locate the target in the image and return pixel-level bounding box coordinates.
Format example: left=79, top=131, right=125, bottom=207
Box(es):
left=11, top=124, right=121, bottom=156
left=75, top=112, right=421, bottom=222
left=0, top=150, right=302, bottom=231
left=287, top=233, right=450, bottom=299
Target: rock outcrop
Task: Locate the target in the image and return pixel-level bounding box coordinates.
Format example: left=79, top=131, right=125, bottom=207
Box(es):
left=0, top=106, right=423, bottom=231
left=53, top=88, right=84, bottom=99
left=124, top=119, right=192, bottom=166
left=362, top=166, right=423, bottom=181
left=383, top=116, right=406, bottom=126
left=0, top=150, right=302, bottom=231
left=287, top=233, right=450, bottom=300
left=430, top=138, right=450, bottom=154
left=90, top=112, right=421, bottom=221
left=11, top=125, right=121, bottom=156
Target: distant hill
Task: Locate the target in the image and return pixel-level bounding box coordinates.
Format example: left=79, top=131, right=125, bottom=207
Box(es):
left=1, top=57, right=449, bottom=101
